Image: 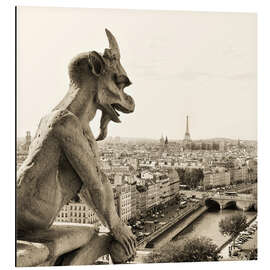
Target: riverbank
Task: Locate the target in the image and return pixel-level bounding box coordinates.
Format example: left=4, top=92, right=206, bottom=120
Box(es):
left=148, top=205, right=208, bottom=248
left=134, top=209, right=256, bottom=263
left=219, top=215, right=257, bottom=261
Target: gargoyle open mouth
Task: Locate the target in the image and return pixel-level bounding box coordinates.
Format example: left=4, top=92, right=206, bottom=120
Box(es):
left=111, top=104, right=120, bottom=117
left=112, top=103, right=132, bottom=114
left=96, top=102, right=131, bottom=141
left=108, top=104, right=121, bottom=123
left=109, top=103, right=133, bottom=123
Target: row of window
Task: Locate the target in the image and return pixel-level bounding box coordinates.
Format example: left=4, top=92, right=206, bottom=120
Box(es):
left=121, top=207, right=131, bottom=211
left=121, top=208, right=131, bottom=214
left=69, top=205, right=87, bottom=211
left=58, top=212, right=96, bottom=218
left=121, top=194, right=131, bottom=199
left=56, top=217, right=97, bottom=224
left=121, top=202, right=131, bottom=207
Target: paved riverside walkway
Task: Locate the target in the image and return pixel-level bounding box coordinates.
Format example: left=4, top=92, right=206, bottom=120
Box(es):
left=146, top=205, right=208, bottom=248
left=136, top=203, right=202, bottom=247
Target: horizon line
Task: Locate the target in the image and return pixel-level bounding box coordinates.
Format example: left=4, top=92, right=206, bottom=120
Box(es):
left=17, top=133, right=257, bottom=142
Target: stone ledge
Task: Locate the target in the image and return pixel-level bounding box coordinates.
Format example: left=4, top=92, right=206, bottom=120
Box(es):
left=17, top=240, right=50, bottom=267
left=17, top=223, right=112, bottom=267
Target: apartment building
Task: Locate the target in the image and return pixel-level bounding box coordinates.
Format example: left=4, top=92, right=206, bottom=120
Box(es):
left=116, top=184, right=131, bottom=223
left=130, top=182, right=137, bottom=218
left=146, top=180, right=158, bottom=210
left=168, top=170, right=179, bottom=200
left=55, top=202, right=98, bottom=225
left=158, top=174, right=171, bottom=204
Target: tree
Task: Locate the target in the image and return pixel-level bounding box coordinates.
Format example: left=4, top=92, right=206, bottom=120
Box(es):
left=197, top=168, right=204, bottom=182
left=176, top=168, right=204, bottom=189
left=225, top=160, right=235, bottom=169
left=189, top=169, right=204, bottom=189
left=219, top=213, right=248, bottom=247
left=184, top=170, right=192, bottom=186
left=128, top=217, right=137, bottom=226
left=143, top=237, right=220, bottom=263
left=247, top=248, right=257, bottom=260
left=176, top=168, right=185, bottom=184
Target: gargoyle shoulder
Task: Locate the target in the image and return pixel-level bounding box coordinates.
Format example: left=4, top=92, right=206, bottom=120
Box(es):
left=50, top=109, right=82, bottom=138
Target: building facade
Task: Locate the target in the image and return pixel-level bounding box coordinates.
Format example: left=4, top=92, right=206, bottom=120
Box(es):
left=116, top=184, right=131, bottom=223
left=55, top=202, right=98, bottom=225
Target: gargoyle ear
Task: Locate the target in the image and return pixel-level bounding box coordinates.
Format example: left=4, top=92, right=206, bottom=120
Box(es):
left=88, top=51, right=105, bottom=77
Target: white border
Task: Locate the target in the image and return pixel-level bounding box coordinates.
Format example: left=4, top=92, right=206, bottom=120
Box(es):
left=2, top=0, right=270, bottom=270
left=10, top=0, right=262, bottom=13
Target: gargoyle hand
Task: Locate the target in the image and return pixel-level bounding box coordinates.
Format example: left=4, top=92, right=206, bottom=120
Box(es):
left=111, top=220, right=137, bottom=258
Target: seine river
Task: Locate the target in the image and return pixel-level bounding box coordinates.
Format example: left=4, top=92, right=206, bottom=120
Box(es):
left=172, top=209, right=256, bottom=247
left=134, top=208, right=256, bottom=263
left=149, top=208, right=257, bottom=248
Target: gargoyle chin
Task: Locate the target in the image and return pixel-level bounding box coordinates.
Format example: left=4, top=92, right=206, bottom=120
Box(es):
left=96, top=112, right=112, bottom=141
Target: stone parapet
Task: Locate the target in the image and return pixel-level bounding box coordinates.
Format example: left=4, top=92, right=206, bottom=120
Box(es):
left=16, top=223, right=112, bottom=267
left=16, top=241, right=50, bottom=267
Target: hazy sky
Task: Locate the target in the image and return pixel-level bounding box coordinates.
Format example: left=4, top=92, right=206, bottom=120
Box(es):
left=17, top=7, right=257, bottom=140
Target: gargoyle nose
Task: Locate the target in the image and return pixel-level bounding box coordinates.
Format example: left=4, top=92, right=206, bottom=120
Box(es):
left=115, top=74, right=132, bottom=88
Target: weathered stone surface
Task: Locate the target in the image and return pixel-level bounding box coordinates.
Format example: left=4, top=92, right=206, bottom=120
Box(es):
left=17, top=224, right=114, bottom=266
left=61, top=233, right=112, bottom=265
left=16, top=29, right=136, bottom=264
left=110, top=240, right=133, bottom=264
left=17, top=240, right=50, bottom=267
left=18, top=224, right=97, bottom=258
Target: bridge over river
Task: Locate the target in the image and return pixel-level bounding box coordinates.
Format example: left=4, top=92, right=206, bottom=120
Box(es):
left=205, top=193, right=256, bottom=211
left=136, top=184, right=257, bottom=249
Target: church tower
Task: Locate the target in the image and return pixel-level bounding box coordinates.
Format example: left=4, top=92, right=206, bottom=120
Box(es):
left=23, top=131, right=31, bottom=152
left=160, top=134, right=165, bottom=145
left=165, top=136, right=168, bottom=145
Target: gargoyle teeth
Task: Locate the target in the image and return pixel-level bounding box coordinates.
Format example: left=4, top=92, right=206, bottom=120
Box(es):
left=111, top=104, right=120, bottom=116
left=106, top=104, right=121, bottom=123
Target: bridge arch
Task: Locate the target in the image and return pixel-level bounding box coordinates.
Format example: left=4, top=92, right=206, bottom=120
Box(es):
left=205, top=198, right=237, bottom=210
left=205, top=196, right=256, bottom=211
left=236, top=201, right=254, bottom=211
left=205, top=198, right=220, bottom=210
left=223, top=200, right=237, bottom=209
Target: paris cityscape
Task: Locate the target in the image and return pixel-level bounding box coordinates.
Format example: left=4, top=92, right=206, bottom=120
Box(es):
left=17, top=115, right=257, bottom=264
left=16, top=6, right=257, bottom=267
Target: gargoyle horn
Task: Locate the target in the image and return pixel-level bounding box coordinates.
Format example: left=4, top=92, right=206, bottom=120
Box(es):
left=105, top=28, right=120, bottom=59
left=96, top=29, right=121, bottom=142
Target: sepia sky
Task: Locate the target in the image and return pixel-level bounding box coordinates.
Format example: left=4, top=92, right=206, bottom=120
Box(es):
left=17, top=7, right=257, bottom=140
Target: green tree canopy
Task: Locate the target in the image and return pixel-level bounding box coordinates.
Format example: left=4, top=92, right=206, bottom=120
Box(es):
left=176, top=168, right=204, bottom=189
left=176, top=168, right=185, bottom=183
left=247, top=248, right=257, bottom=260
left=144, top=237, right=220, bottom=263
left=219, top=213, right=248, bottom=246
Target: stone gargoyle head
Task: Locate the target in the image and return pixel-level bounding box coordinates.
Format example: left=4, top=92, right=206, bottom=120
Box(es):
left=68, top=29, right=135, bottom=141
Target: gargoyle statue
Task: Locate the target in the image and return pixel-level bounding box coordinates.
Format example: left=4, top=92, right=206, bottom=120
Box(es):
left=17, top=29, right=136, bottom=263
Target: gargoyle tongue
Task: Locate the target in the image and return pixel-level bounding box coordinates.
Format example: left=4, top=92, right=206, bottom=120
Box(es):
left=96, top=112, right=111, bottom=141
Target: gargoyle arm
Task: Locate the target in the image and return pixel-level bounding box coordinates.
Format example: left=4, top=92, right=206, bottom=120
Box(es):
left=53, top=110, right=120, bottom=229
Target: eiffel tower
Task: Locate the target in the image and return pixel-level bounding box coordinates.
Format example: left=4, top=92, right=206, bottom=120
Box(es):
left=183, top=115, right=192, bottom=149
